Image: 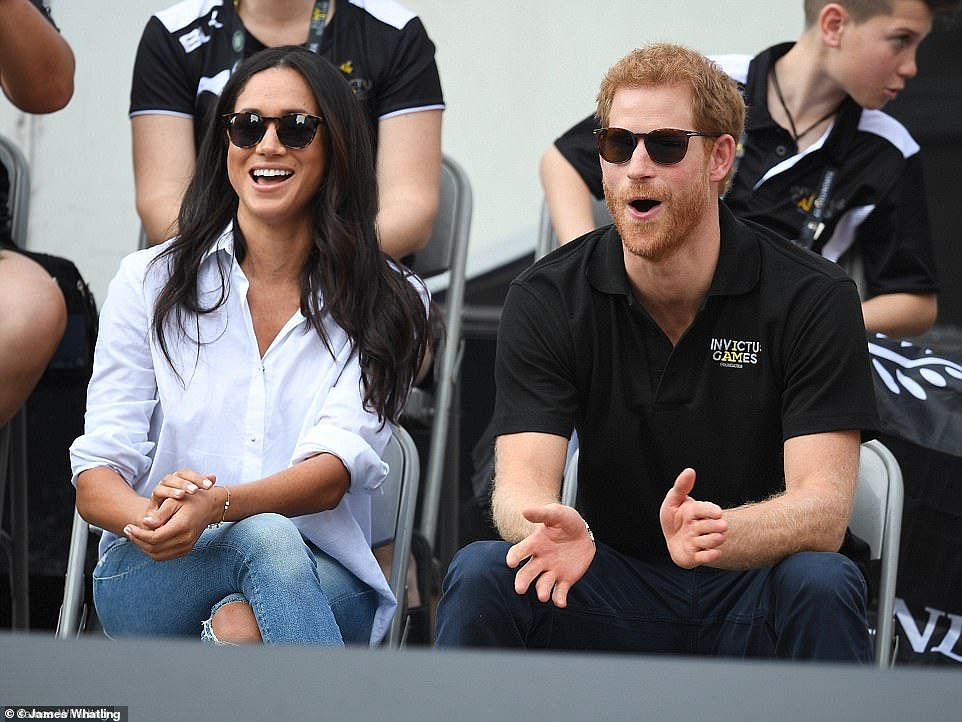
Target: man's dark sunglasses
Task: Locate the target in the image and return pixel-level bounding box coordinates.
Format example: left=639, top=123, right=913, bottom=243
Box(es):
left=594, top=127, right=722, bottom=166
left=223, top=111, right=325, bottom=149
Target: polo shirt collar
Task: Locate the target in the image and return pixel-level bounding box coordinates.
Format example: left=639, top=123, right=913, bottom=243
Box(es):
left=745, top=43, right=862, bottom=144
left=586, top=201, right=759, bottom=301
left=743, top=43, right=793, bottom=133
left=707, top=201, right=759, bottom=298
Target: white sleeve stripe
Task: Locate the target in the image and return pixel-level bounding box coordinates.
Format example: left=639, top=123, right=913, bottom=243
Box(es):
left=155, top=0, right=225, bottom=33
left=349, top=0, right=417, bottom=30
left=378, top=104, right=445, bottom=121
left=129, top=109, right=195, bottom=120
left=858, top=110, right=920, bottom=158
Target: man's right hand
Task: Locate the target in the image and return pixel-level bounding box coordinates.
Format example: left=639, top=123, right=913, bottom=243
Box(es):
left=505, top=503, right=596, bottom=609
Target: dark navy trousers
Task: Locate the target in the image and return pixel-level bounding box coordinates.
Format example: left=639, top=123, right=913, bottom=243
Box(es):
left=435, top=540, right=871, bottom=662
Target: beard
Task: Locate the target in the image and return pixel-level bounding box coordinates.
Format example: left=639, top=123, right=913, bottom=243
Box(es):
left=603, top=175, right=712, bottom=263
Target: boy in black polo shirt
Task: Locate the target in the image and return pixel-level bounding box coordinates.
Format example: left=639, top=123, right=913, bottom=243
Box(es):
left=436, top=43, right=878, bottom=661
left=540, top=0, right=960, bottom=338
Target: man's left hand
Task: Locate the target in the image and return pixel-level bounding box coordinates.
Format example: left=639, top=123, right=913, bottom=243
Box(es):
left=660, top=468, right=728, bottom=568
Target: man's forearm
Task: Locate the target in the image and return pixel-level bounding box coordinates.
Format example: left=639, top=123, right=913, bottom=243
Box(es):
left=861, top=292, right=937, bottom=338
left=491, top=432, right=569, bottom=543
left=710, top=489, right=850, bottom=570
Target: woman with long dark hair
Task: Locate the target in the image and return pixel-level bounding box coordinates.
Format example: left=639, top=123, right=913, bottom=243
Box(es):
left=70, top=46, right=429, bottom=646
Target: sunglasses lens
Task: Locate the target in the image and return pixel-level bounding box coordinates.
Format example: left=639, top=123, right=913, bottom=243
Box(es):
left=597, top=128, right=694, bottom=165
left=598, top=128, right=636, bottom=164
left=277, top=114, right=319, bottom=149
left=225, top=113, right=321, bottom=149
left=646, top=131, right=689, bottom=165
left=227, top=113, right=266, bottom=148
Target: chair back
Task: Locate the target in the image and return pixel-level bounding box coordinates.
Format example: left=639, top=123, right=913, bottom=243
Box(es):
left=0, top=133, right=30, bottom=246
left=535, top=195, right=612, bottom=261
left=406, top=155, right=473, bottom=550
left=850, top=439, right=904, bottom=667
left=562, top=447, right=580, bottom=507
left=371, top=425, right=421, bottom=647
left=850, top=440, right=902, bottom=560
left=409, top=155, right=472, bottom=280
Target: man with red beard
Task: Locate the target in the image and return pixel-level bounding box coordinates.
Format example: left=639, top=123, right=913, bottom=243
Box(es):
left=542, top=1, right=961, bottom=339
left=435, top=43, right=879, bottom=662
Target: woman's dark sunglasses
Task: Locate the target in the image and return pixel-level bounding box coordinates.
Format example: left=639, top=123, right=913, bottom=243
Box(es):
left=594, top=127, right=722, bottom=165
left=223, top=111, right=324, bottom=149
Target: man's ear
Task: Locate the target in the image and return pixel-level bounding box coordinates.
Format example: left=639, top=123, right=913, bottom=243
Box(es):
left=708, top=133, right=736, bottom=185
left=820, top=3, right=849, bottom=48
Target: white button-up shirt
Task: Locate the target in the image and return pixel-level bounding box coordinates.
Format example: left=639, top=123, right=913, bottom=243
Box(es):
left=70, top=224, right=418, bottom=645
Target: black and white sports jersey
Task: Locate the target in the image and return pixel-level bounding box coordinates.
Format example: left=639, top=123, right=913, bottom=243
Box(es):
left=130, top=0, right=445, bottom=148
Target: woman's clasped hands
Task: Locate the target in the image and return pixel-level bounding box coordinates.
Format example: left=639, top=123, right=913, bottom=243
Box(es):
left=123, top=469, right=220, bottom=561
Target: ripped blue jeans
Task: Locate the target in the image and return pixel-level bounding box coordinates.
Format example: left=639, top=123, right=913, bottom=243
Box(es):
left=92, top=513, right=377, bottom=646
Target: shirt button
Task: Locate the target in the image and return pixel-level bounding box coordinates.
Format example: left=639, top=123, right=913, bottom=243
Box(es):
left=775, top=145, right=788, bottom=157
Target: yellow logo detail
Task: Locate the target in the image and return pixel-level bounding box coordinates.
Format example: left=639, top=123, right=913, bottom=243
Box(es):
left=340, top=60, right=354, bottom=75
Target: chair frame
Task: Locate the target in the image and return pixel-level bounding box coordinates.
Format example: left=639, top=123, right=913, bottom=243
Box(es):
left=57, top=425, right=422, bottom=648
left=372, top=425, right=421, bottom=647
left=560, top=438, right=904, bottom=668
left=406, top=154, right=472, bottom=553
left=850, top=439, right=903, bottom=667
left=534, top=195, right=611, bottom=261
left=0, top=133, right=30, bottom=247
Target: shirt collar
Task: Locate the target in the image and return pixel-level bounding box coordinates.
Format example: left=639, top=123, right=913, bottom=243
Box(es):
left=586, top=201, right=760, bottom=301
left=746, top=43, right=862, bottom=138
left=200, top=221, right=238, bottom=265
left=744, top=43, right=794, bottom=132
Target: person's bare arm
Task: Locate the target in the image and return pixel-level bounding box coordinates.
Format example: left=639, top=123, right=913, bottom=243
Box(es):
left=861, top=292, right=937, bottom=338
left=375, top=109, right=442, bottom=260
left=79, top=451, right=351, bottom=562
left=491, top=431, right=568, bottom=542
left=493, top=432, right=595, bottom=607
left=539, top=144, right=597, bottom=245
left=0, top=0, right=74, bottom=113
left=661, top=430, right=860, bottom=571
left=131, top=114, right=197, bottom=245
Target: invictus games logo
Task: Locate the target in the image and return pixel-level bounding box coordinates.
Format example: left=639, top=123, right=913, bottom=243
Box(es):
left=710, top=337, right=761, bottom=368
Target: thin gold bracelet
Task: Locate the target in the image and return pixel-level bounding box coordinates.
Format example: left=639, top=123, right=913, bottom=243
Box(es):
left=208, top=486, right=231, bottom=528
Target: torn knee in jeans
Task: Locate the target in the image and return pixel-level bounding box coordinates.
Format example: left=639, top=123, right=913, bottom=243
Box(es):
left=201, top=592, right=261, bottom=646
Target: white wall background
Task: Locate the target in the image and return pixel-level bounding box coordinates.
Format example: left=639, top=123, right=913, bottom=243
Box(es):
left=0, top=1, right=801, bottom=303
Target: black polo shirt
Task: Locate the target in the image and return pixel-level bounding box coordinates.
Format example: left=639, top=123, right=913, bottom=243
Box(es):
left=493, top=202, right=878, bottom=563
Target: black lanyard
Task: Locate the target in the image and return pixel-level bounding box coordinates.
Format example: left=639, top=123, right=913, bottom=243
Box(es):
left=231, top=0, right=330, bottom=66
left=796, top=166, right=837, bottom=250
